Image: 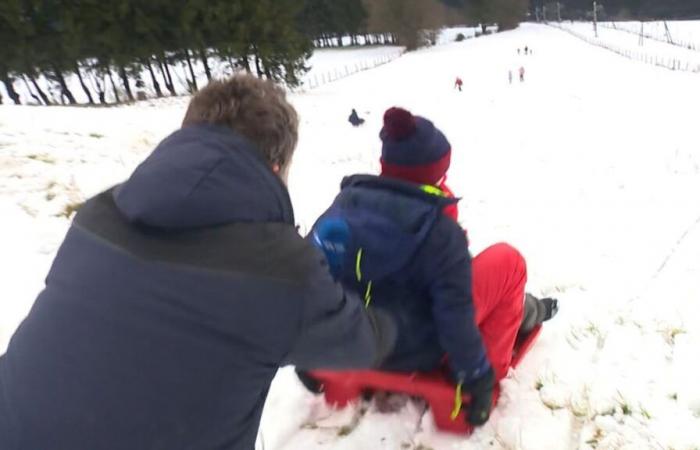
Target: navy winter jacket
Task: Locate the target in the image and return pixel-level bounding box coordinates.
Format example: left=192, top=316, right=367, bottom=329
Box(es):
left=0, top=125, right=394, bottom=450
left=312, top=175, right=490, bottom=384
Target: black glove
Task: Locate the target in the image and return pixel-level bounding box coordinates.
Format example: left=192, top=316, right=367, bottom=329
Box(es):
left=464, top=367, right=496, bottom=426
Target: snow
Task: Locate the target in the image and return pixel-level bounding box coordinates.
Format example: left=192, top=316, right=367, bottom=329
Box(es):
left=436, top=26, right=479, bottom=44
left=2, top=22, right=700, bottom=449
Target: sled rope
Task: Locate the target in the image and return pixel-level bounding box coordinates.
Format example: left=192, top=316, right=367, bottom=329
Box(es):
left=450, top=382, right=463, bottom=420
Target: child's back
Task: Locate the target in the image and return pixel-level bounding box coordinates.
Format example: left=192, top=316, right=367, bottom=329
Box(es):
left=313, top=174, right=487, bottom=379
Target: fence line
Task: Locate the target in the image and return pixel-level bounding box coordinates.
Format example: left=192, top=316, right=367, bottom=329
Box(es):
left=549, top=23, right=700, bottom=74
left=298, top=49, right=406, bottom=92
left=603, top=21, right=699, bottom=52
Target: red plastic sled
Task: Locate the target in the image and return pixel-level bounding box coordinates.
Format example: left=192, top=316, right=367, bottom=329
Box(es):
left=310, top=325, right=542, bottom=434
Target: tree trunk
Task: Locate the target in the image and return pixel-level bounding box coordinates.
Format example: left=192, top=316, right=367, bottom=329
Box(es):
left=74, top=64, right=94, bottom=104
left=162, top=59, right=176, bottom=95
left=118, top=65, right=134, bottom=101
left=145, top=59, right=162, bottom=97
left=1, top=72, right=21, bottom=104
left=52, top=64, right=77, bottom=104
left=184, top=49, right=198, bottom=91
left=21, top=76, right=42, bottom=104
left=199, top=48, right=212, bottom=81
left=156, top=56, right=176, bottom=95
left=107, top=69, right=121, bottom=103
left=253, top=47, right=263, bottom=77
left=155, top=57, right=167, bottom=88
left=89, top=70, right=107, bottom=104
left=27, top=73, right=51, bottom=105
left=240, top=54, right=251, bottom=73
left=336, top=34, right=343, bottom=47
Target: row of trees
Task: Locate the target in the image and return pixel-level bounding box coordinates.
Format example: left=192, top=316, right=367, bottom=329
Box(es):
left=0, top=0, right=314, bottom=106
left=0, top=0, right=529, bottom=106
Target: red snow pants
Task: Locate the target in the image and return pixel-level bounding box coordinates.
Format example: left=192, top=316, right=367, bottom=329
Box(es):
left=471, top=242, right=527, bottom=381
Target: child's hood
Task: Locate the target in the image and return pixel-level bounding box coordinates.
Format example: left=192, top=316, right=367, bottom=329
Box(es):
left=321, top=174, right=458, bottom=281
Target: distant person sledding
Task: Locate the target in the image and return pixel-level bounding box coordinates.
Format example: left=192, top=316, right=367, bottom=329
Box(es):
left=349, top=108, right=365, bottom=127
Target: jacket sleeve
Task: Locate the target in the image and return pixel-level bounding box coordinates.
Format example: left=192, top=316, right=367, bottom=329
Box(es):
left=283, top=248, right=396, bottom=370
left=422, top=219, right=490, bottom=384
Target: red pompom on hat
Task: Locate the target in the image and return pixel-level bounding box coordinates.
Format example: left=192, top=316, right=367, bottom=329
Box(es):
left=383, top=107, right=417, bottom=140
left=379, top=106, right=451, bottom=186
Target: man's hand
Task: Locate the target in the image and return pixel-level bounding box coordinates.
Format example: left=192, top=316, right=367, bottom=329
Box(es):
left=464, top=367, right=495, bottom=426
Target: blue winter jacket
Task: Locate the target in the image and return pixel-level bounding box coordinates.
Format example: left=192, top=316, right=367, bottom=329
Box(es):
left=0, top=125, right=394, bottom=450
left=312, top=175, right=490, bottom=384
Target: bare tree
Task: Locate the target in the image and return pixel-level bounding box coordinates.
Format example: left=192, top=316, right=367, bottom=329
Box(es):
left=363, top=0, right=455, bottom=50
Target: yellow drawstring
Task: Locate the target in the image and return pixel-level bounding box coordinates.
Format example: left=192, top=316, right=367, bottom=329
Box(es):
left=355, top=248, right=363, bottom=282
left=356, top=249, right=373, bottom=308
left=450, top=382, right=463, bottom=420
left=364, top=281, right=373, bottom=308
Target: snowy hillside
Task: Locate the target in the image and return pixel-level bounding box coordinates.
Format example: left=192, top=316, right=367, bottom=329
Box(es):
left=2, top=23, right=700, bottom=449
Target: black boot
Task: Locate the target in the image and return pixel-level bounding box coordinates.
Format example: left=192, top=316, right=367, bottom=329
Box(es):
left=520, top=293, right=559, bottom=335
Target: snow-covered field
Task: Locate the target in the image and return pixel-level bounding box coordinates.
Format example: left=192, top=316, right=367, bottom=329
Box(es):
left=2, top=23, right=700, bottom=449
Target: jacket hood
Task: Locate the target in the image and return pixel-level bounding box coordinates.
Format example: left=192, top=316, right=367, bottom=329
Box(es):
left=331, top=175, right=458, bottom=281
left=113, top=125, right=294, bottom=229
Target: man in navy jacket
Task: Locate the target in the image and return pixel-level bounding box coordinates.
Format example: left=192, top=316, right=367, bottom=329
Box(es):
left=0, top=76, right=395, bottom=450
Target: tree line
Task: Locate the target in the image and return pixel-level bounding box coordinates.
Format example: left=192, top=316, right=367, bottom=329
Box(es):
left=0, top=0, right=529, bottom=106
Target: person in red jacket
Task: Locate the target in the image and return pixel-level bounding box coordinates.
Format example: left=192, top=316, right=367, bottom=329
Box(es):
left=454, top=77, right=463, bottom=91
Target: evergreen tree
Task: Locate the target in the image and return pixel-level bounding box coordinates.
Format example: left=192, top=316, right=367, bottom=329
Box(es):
left=0, top=0, right=24, bottom=104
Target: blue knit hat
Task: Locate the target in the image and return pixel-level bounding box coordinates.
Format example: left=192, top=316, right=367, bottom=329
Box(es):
left=379, top=107, right=451, bottom=186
